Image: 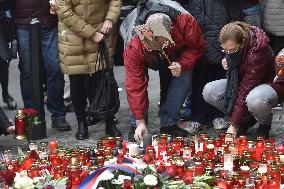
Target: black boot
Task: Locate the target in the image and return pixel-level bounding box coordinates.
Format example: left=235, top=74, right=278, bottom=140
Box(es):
left=105, top=119, right=122, bottom=137
left=255, top=124, right=271, bottom=139
left=75, top=121, right=88, bottom=140
left=160, top=125, right=189, bottom=137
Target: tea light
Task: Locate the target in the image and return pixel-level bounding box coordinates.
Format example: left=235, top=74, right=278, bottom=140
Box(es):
left=29, top=142, right=38, bottom=151
left=223, top=153, right=233, bottom=172
left=280, top=155, right=284, bottom=163
left=258, top=164, right=268, bottom=174
left=128, top=143, right=140, bottom=156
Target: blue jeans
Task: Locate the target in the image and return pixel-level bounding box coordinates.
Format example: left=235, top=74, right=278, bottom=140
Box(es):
left=130, top=69, right=192, bottom=127
left=17, top=27, right=65, bottom=120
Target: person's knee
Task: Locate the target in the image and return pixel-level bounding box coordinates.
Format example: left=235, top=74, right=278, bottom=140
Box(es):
left=246, top=95, right=271, bottom=116
left=202, top=82, right=216, bottom=103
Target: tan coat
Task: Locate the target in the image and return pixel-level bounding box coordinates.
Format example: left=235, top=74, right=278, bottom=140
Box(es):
left=56, top=0, right=122, bottom=75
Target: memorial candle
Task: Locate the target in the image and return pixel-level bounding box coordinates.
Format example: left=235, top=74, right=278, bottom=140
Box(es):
left=50, top=139, right=58, bottom=155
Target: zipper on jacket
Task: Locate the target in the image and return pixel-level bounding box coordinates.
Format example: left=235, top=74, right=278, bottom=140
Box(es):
left=83, top=0, right=91, bottom=75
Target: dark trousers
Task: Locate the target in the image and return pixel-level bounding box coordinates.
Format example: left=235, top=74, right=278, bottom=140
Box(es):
left=0, top=63, right=9, bottom=96
left=69, top=74, right=114, bottom=123
left=191, top=61, right=226, bottom=124
left=69, top=74, right=93, bottom=122
left=269, top=34, right=284, bottom=54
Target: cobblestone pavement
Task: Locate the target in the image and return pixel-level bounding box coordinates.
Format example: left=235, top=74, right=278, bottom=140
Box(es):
left=0, top=60, right=284, bottom=154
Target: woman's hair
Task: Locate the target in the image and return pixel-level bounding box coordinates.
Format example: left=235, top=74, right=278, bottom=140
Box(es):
left=219, top=21, right=251, bottom=45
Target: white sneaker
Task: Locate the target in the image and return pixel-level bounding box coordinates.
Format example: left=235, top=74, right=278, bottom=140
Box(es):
left=213, top=118, right=229, bottom=130
left=183, top=121, right=201, bottom=134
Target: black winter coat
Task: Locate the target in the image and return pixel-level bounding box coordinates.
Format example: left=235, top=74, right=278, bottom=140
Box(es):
left=0, top=107, right=11, bottom=135
left=187, top=0, right=242, bottom=64
left=14, top=0, right=57, bottom=28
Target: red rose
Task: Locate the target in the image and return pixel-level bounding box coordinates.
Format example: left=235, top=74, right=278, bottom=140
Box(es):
left=0, top=170, right=16, bottom=186
left=23, top=108, right=37, bottom=117
left=166, top=165, right=176, bottom=178
left=123, top=179, right=132, bottom=189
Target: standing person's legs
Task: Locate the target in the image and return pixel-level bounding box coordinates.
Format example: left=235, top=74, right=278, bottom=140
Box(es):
left=0, top=63, right=17, bottom=109
left=17, top=28, right=32, bottom=108
left=189, top=62, right=226, bottom=132
left=159, top=69, right=192, bottom=137
left=70, top=74, right=89, bottom=140
left=246, top=84, right=278, bottom=139
left=40, top=28, right=70, bottom=130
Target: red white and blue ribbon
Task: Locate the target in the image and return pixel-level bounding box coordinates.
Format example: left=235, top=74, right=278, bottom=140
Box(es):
left=78, top=163, right=142, bottom=189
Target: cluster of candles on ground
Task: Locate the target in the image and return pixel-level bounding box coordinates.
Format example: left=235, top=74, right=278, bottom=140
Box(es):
left=1, top=133, right=284, bottom=189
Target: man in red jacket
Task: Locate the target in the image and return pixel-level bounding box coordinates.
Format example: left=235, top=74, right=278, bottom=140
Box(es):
left=124, top=12, right=205, bottom=142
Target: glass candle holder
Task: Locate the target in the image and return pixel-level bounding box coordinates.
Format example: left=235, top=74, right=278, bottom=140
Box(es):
left=29, top=142, right=38, bottom=152
left=225, top=133, right=234, bottom=144
left=223, top=153, right=233, bottom=172
left=194, top=162, right=204, bottom=176
left=15, top=110, right=26, bottom=140
left=50, top=139, right=58, bottom=155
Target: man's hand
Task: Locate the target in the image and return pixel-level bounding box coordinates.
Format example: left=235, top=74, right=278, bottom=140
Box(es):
left=100, top=20, right=113, bottom=34
left=91, top=32, right=105, bottom=43
left=5, top=125, right=15, bottom=135
left=134, top=122, right=148, bottom=143
left=222, top=58, right=228, bottom=70
left=169, top=62, right=181, bottom=77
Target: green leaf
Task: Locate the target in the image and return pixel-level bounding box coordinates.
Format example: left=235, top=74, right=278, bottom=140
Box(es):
left=18, top=147, right=26, bottom=158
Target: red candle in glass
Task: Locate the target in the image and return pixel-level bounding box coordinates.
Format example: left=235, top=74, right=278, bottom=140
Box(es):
left=50, top=153, right=62, bottom=166
left=50, top=139, right=58, bottom=155
left=268, top=179, right=280, bottom=189
left=217, top=178, right=228, bottom=189
left=53, top=165, right=64, bottom=180
left=255, top=138, right=265, bottom=161
left=194, top=162, right=204, bottom=176
left=158, top=144, right=167, bottom=160
left=30, top=165, right=40, bottom=178
left=69, top=167, right=82, bottom=186
left=15, top=110, right=26, bottom=140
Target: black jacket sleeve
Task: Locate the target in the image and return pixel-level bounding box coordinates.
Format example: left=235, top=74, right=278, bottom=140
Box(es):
left=0, top=106, right=11, bottom=135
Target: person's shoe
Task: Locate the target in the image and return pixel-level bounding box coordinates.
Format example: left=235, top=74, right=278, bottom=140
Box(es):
left=128, top=125, right=136, bottom=142
left=237, top=118, right=257, bottom=136
left=105, top=119, right=122, bottom=137
left=255, top=124, right=271, bottom=140
left=160, top=125, right=189, bottom=137
left=3, top=94, right=17, bottom=110
left=183, top=121, right=201, bottom=134
left=51, top=118, right=71, bottom=131
left=75, top=121, right=88, bottom=140
left=213, top=118, right=229, bottom=130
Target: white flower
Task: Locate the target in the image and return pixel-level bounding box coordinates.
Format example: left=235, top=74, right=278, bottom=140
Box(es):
left=111, top=179, right=118, bottom=185
left=104, top=157, right=117, bottom=165
left=116, top=179, right=124, bottom=185
left=206, top=144, right=215, bottom=149
left=240, top=166, right=250, bottom=171
left=111, top=179, right=124, bottom=185
left=14, top=174, right=35, bottom=189
left=100, top=171, right=114, bottom=181
left=176, top=160, right=184, bottom=166
left=143, top=174, right=158, bottom=186
left=118, top=175, right=131, bottom=181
